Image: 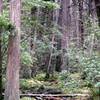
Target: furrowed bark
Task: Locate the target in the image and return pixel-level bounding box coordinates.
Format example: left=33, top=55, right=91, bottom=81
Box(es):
left=4, top=0, right=21, bottom=100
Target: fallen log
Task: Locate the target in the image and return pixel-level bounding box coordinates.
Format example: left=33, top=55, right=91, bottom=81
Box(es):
left=2, top=93, right=90, bottom=98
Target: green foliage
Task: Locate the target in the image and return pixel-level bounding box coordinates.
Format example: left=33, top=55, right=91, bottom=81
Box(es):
left=79, top=54, right=100, bottom=83
left=21, top=52, right=33, bottom=66
left=90, top=82, right=100, bottom=96
left=34, top=72, right=58, bottom=81
left=2, top=32, right=10, bottom=69
left=95, top=82, right=100, bottom=88
left=66, top=47, right=81, bottom=71
left=84, top=18, right=100, bottom=38
left=0, top=15, right=9, bottom=30
left=42, top=1, right=60, bottom=10
left=67, top=46, right=100, bottom=84
left=58, top=70, right=70, bottom=80
left=90, top=87, right=100, bottom=97
left=57, top=71, right=81, bottom=93
left=22, top=0, right=60, bottom=11
left=34, top=73, right=46, bottom=81
left=2, top=78, right=6, bottom=90
left=35, top=40, right=50, bottom=53
left=20, top=97, right=36, bottom=100
left=20, top=79, right=43, bottom=90
left=0, top=15, right=13, bottom=32
left=21, top=40, right=36, bottom=66
left=21, top=97, right=35, bottom=100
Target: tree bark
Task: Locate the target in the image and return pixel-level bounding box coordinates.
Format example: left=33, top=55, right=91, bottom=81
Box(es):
left=61, top=0, right=71, bottom=70
left=78, top=0, right=84, bottom=47
left=4, top=0, right=21, bottom=100
left=45, top=34, right=55, bottom=79
left=94, top=0, right=100, bottom=26
left=55, top=0, right=62, bottom=72
left=0, top=0, right=3, bottom=99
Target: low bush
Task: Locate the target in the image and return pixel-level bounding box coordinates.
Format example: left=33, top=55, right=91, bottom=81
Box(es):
left=20, top=79, right=43, bottom=90
left=57, top=71, right=82, bottom=93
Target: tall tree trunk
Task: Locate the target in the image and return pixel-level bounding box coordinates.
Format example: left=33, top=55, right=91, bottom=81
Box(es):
left=4, top=0, right=21, bottom=100
left=61, top=0, right=71, bottom=70
left=71, top=0, right=80, bottom=46
left=94, top=0, right=100, bottom=26
left=55, top=0, right=62, bottom=72
left=30, top=6, right=39, bottom=77
left=78, top=0, right=84, bottom=47
left=0, top=0, right=3, bottom=99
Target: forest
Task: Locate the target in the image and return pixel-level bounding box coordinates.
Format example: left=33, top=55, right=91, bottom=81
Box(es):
left=0, top=0, right=100, bottom=100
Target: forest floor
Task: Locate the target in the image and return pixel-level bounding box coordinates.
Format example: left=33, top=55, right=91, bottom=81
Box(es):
left=19, top=72, right=96, bottom=100
left=3, top=72, right=98, bottom=100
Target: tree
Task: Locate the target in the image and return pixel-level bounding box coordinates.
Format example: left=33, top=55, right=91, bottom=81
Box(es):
left=78, top=0, right=84, bottom=47
left=55, top=0, right=62, bottom=72
left=0, top=0, right=3, bottom=99
left=94, top=0, right=100, bottom=26
left=61, top=0, right=71, bottom=70
left=4, top=0, right=21, bottom=100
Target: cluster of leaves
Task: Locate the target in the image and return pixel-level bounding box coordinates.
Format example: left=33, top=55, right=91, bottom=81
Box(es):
left=22, top=0, right=60, bottom=11
left=20, top=79, right=43, bottom=90
left=79, top=54, right=100, bottom=84
left=21, top=52, right=33, bottom=66
left=66, top=46, right=100, bottom=84
left=0, top=15, right=14, bottom=32
left=67, top=47, right=82, bottom=71
left=57, top=71, right=82, bottom=93
left=21, top=0, right=61, bottom=69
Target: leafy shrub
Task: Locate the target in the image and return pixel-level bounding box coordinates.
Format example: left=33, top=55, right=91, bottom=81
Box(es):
left=90, top=86, right=100, bottom=99
left=79, top=54, right=100, bottom=83
left=34, top=73, right=46, bottom=81
left=21, top=52, right=33, bottom=66
left=0, top=15, right=9, bottom=30
left=0, top=14, right=15, bottom=33
left=92, top=82, right=100, bottom=96
left=57, top=71, right=81, bottom=93
left=20, top=79, right=43, bottom=90
left=67, top=47, right=100, bottom=83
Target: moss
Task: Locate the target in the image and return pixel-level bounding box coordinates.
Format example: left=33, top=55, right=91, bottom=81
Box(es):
left=20, top=97, right=36, bottom=100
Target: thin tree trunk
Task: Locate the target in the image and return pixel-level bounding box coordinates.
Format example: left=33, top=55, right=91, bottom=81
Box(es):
left=30, top=7, right=40, bottom=77
left=4, top=0, right=21, bottom=100
left=46, top=34, right=55, bottom=79
left=94, top=0, right=100, bottom=26
left=88, top=0, right=98, bottom=56
left=55, top=0, right=62, bottom=72
left=78, top=0, right=84, bottom=47
left=0, top=0, right=3, bottom=99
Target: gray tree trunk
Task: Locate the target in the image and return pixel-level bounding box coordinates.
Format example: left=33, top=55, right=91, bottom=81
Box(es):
left=61, top=0, right=71, bottom=70
left=4, top=0, right=21, bottom=100
left=0, top=0, right=3, bottom=99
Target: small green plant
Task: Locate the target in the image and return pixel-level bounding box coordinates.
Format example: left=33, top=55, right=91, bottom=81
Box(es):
left=94, top=82, right=100, bottom=96
left=0, top=15, right=14, bottom=31
left=90, top=82, right=100, bottom=100
left=34, top=73, right=46, bottom=81
left=21, top=52, right=33, bottom=66
left=79, top=54, right=100, bottom=83
left=57, top=71, right=81, bottom=93
left=20, top=79, right=43, bottom=90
